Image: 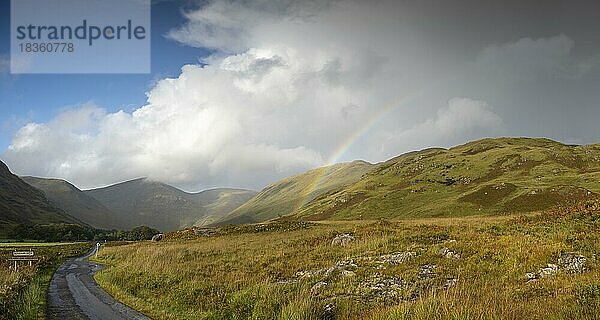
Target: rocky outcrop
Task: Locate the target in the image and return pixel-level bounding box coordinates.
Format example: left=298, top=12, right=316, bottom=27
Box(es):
left=558, top=252, right=586, bottom=274
left=443, top=277, right=459, bottom=289
left=194, top=228, right=216, bottom=236
left=525, top=264, right=557, bottom=281
left=525, top=252, right=588, bottom=281
left=439, top=247, right=461, bottom=259
left=311, top=281, right=328, bottom=296
left=331, top=234, right=356, bottom=246
left=358, top=273, right=409, bottom=299
left=377, top=252, right=417, bottom=264
left=418, top=264, right=437, bottom=279
left=279, top=249, right=462, bottom=304
left=295, top=259, right=358, bottom=279
left=151, top=233, right=163, bottom=241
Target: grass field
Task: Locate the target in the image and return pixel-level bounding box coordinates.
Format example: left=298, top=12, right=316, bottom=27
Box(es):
left=93, top=200, right=600, bottom=319
left=0, top=242, right=81, bottom=247
left=0, top=242, right=91, bottom=319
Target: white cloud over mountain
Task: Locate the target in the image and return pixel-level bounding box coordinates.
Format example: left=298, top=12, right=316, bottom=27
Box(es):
left=5, top=0, right=597, bottom=191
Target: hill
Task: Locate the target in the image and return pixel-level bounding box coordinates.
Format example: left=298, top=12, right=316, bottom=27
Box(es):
left=84, top=178, right=207, bottom=231
left=84, top=179, right=254, bottom=231
left=21, top=176, right=124, bottom=230
left=0, top=161, right=80, bottom=237
left=294, top=137, right=600, bottom=220
left=192, top=188, right=257, bottom=227
left=213, top=160, right=374, bottom=225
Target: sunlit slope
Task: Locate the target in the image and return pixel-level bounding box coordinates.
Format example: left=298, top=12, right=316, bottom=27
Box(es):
left=294, top=137, right=600, bottom=220
left=193, top=188, right=257, bottom=227
left=214, top=160, right=374, bottom=225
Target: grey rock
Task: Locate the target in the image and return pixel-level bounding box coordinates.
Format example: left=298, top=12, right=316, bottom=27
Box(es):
left=194, top=228, right=215, bottom=236
left=379, top=252, right=417, bottom=264
left=439, top=247, right=461, bottom=259
left=539, top=264, right=558, bottom=278
left=525, top=253, right=587, bottom=281
left=311, top=281, right=328, bottom=296
left=151, top=233, right=163, bottom=241
left=334, top=259, right=358, bottom=269
left=295, top=269, right=324, bottom=279
left=443, top=277, right=459, bottom=289
left=525, top=272, right=538, bottom=282
left=331, top=234, right=356, bottom=246
left=558, top=252, right=587, bottom=274
left=358, top=274, right=408, bottom=299
left=340, top=270, right=356, bottom=277
left=525, top=264, right=557, bottom=281
left=418, top=264, right=437, bottom=279
left=295, top=259, right=358, bottom=279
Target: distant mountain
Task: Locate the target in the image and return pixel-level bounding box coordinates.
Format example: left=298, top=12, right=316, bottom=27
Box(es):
left=21, top=176, right=124, bottom=230
left=83, top=178, right=254, bottom=231
left=193, top=188, right=257, bottom=227
left=84, top=178, right=205, bottom=231
left=213, top=160, right=374, bottom=225
left=294, top=137, right=600, bottom=221
left=15, top=137, right=595, bottom=232
left=0, top=161, right=81, bottom=236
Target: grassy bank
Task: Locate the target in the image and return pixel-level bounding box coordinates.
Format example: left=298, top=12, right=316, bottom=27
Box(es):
left=93, top=201, right=600, bottom=319
left=0, top=242, right=91, bottom=319
left=0, top=242, right=81, bottom=247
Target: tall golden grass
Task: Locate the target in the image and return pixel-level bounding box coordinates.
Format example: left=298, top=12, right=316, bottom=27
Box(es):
left=94, top=206, right=600, bottom=319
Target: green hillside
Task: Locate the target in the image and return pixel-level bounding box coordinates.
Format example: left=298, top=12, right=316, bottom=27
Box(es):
left=193, top=188, right=257, bottom=227
left=214, top=160, right=374, bottom=225
left=0, top=161, right=81, bottom=237
left=294, top=137, right=600, bottom=220
left=22, top=176, right=125, bottom=230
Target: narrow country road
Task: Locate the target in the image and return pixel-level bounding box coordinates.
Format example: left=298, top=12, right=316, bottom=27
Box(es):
left=47, top=245, right=149, bottom=320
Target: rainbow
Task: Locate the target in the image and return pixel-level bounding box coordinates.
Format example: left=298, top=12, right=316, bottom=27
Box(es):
left=292, top=93, right=419, bottom=215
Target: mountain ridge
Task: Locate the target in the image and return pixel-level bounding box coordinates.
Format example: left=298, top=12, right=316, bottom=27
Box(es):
left=21, top=176, right=125, bottom=230
left=82, top=178, right=255, bottom=231
left=0, top=161, right=82, bottom=236
left=213, top=160, right=374, bottom=225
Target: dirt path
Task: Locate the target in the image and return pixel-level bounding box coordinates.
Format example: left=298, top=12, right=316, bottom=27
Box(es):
left=47, top=246, right=149, bottom=320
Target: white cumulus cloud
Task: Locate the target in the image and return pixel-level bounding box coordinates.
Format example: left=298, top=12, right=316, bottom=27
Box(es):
left=3, top=0, right=517, bottom=190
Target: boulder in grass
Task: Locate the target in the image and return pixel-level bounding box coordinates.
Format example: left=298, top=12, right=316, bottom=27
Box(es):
left=418, top=264, right=437, bottom=279
left=558, top=252, right=587, bottom=274
left=439, top=247, right=461, bottom=259
left=379, top=252, right=417, bottom=264
left=311, top=281, right=328, bottom=296
left=331, top=234, right=355, bottom=246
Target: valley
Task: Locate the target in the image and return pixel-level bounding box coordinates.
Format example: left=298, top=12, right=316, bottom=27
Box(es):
left=1, top=137, right=600, bottom=319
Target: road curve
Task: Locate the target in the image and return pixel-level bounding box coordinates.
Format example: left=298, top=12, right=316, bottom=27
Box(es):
left=47, top=245, right=149, bottom=320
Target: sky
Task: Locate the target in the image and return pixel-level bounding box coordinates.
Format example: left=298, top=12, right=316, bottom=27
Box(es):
left=1, top=0, right=599, bottom=192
